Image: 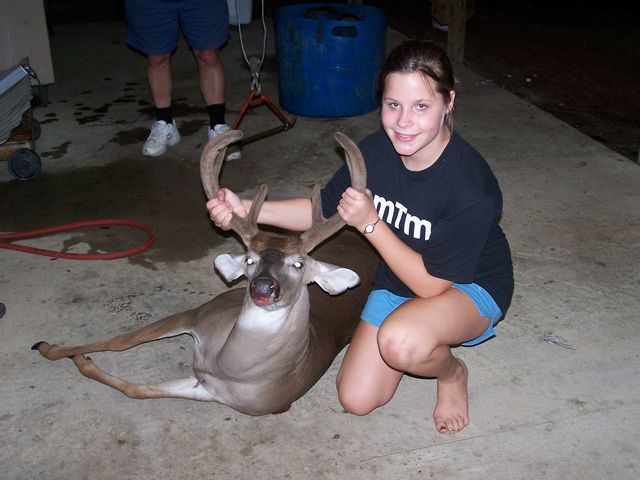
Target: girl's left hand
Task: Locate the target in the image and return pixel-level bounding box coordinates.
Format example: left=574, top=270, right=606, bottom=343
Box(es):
left=337, top=187, right=379, bottom=232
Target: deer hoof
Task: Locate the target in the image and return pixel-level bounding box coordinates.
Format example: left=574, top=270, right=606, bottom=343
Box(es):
left=31, top=341, right=45, bottom=351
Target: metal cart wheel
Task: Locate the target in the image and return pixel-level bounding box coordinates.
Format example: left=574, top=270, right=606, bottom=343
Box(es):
left=8, top=148, right=42, bottom=180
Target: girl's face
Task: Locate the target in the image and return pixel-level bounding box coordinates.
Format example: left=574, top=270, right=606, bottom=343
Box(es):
left=381, top=71, right=455, bottom=169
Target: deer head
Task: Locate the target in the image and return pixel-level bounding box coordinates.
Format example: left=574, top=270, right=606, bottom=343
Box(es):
left=200, top=130, right=367, bottom=310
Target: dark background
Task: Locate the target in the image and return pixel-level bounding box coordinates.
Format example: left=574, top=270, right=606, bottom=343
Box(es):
left=44, top=0, right=639, bottom=162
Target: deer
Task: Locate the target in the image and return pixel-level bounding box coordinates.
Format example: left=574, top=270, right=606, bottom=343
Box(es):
left=32, top=129, right=378, bottom=416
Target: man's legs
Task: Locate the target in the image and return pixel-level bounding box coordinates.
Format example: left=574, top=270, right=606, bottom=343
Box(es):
left=142, top=52, right=181, bottom=157
left=147, top=53, right=173, bottom=109
left=180, top=0, right=229, bottom=133
left=194, top=48, right=240, bottom=159
left=193, top=48, right=225, bottom=107
left=124, top=0, right=181, bottom=156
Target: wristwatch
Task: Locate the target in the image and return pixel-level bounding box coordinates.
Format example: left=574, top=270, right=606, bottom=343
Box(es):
left=362, top=218, right=380, bottom=235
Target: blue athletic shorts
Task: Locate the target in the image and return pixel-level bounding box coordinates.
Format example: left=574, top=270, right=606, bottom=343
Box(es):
left=361, top=284, right=503, bottom=346
left=125, top=0, right=229, bottom=55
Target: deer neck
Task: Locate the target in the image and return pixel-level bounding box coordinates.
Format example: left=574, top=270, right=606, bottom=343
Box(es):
left=217, top=289, right=312, bottom=378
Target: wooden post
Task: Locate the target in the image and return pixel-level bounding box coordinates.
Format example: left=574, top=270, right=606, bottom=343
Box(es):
left=447, top=0, right=467, bottom=64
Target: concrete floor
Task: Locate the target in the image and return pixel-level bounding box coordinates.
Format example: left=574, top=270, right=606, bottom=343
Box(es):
left=1, top=20, right=639, bottom=480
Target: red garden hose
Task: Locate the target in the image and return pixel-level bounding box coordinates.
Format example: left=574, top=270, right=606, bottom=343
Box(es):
left=0, top=218, right=155, bottom=260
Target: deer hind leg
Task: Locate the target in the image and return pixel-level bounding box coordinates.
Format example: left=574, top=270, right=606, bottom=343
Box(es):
left=70, top=354, right=220, bottom=401
left=32, top=311, right=195, bottom=361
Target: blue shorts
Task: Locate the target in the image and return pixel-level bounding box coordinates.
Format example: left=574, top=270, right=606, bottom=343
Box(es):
left=125, top=0, right=229, bottom=55
left=361, top=284, right=503, bottom=346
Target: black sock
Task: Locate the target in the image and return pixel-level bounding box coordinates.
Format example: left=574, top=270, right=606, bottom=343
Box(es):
left=207, top=103, right=226, bottom=128
left=156, top=107, right=173, bottom=124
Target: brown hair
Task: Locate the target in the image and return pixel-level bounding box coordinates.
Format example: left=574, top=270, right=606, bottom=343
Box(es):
left=379, top=40, right=456, bottom=130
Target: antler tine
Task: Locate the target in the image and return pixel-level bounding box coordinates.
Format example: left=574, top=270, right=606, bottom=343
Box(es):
left=200, top=129, right=244, bottom=200
left=232, top=184, right=267, bottom=247
left=299, top=132, right=368, bottom=253
left=299, top=184, right=345, bottom=253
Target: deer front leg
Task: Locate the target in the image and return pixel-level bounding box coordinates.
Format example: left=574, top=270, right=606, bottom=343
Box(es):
left=31, top=311, right=195, bottom=360
left=69, top=354, right=220, bottom=401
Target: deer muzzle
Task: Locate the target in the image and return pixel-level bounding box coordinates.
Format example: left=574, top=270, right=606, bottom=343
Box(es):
left=250, top=276, right=282, bottom=306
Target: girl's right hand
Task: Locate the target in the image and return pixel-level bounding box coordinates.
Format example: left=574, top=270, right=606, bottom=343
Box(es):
left=206, top=188, right=247, bottom=230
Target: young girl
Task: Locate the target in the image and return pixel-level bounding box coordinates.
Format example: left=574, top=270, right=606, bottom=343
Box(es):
left=206, top=40, right=513, bottom=434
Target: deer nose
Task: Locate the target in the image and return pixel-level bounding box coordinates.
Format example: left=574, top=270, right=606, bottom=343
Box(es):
left=250, top=276, right=281, bottom=305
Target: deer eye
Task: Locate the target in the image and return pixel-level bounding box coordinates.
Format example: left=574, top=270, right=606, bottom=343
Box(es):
left=245, top=257, right=254, bottom=265
left=293, top=261, right=304, bottom=269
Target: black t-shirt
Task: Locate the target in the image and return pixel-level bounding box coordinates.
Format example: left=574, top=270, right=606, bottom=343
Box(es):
left=321, top=128, right=514, bottom=313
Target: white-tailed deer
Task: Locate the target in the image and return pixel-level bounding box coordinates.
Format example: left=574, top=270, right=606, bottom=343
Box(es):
left=32, top=130, right=378, bottom=415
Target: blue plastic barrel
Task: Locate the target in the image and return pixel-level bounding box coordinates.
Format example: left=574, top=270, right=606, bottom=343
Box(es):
left=274, top=3, right=387, bottom=117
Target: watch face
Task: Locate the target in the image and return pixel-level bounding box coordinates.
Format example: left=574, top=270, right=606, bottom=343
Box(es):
left=364, top=224, right=374, bottom=233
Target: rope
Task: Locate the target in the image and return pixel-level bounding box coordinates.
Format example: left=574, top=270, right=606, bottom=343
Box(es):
left=236, top=0, right=267, bottom=90
left=0, top=218, right=155, bottom=260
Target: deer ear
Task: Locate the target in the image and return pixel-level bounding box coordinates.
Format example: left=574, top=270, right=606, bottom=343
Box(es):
left=314, top=263, right=361, bottom=295
left=214, top=253, right=246, bottom=282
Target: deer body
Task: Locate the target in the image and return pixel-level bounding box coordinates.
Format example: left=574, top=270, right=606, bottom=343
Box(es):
left=33, top=131, right=377, bottom=416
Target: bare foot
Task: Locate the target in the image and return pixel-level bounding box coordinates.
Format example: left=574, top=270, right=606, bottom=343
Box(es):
left=433, top=358, right=469, bottom=434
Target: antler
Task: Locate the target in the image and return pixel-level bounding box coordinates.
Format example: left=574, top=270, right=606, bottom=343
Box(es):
left=201, top=130, right=366, bottom=253
left=299, top=132, right=367, bottom=253
left=200, top=129, right=266, bottom=246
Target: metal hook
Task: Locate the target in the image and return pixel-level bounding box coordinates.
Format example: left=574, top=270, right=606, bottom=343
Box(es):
left=249, top=56, right=262, bottom=94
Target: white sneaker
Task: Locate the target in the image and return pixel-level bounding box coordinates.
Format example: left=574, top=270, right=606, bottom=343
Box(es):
left=143, top=120, right=181, bottom=157
left=208, top=124, right=242, bottom=161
